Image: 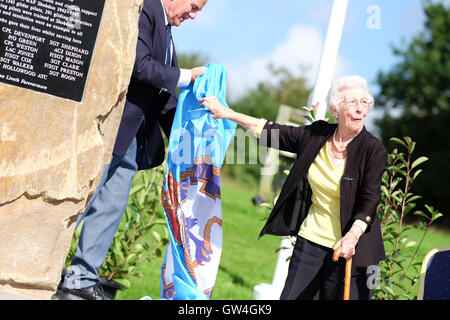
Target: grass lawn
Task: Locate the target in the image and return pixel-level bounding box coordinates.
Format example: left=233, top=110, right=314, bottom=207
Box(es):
left=402, top=225, right=450, bottom=254
left=115, top=175, right=281, bottom=300
left=115, top=174, right=450, bottom=300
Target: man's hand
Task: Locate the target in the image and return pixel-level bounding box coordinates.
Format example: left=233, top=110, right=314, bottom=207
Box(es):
left=190, top=66, right=208, bottom=83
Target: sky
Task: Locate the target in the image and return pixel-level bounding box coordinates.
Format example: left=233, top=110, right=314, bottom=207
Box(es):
left=171, top=0, right=438, bottom=134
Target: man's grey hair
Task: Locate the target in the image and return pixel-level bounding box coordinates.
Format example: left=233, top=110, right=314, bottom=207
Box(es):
left=326, top=75, right=374, bottom=111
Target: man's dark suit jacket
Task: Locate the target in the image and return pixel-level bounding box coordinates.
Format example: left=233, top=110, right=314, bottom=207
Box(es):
left=258, top=120, right=387, bottom=272
left=113, top=0, right=180, bottom=170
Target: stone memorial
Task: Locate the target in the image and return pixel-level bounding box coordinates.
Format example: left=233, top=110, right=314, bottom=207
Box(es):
left=0, top=0, right=143, bottom=299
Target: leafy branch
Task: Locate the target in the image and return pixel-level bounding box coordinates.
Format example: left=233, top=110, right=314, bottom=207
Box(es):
left=374, top=137, right=443, bottom=300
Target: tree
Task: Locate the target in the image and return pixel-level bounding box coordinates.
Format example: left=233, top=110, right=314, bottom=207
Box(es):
left=375, top=1, right=450, bottom=226
left=232, top=64, right=312, bottom=121
left=177, top=52, right=210, bottom=69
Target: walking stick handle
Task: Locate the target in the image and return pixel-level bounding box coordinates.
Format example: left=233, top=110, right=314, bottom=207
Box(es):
left=332, top=246, right=352, bottom=300
left=332, top=246, right=342, bottom=262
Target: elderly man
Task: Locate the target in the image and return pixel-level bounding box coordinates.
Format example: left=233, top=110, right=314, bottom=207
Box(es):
left=56, top=0, right=208, bottom=300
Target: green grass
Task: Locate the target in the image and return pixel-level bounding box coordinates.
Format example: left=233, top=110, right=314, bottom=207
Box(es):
left=382, top=224, right=450, bottom=261
left=115, top=175, right=281, bottom=300
left=403, top=225, right=450, bottom=253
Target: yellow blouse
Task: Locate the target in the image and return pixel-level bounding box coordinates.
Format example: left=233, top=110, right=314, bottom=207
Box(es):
left=298, top=142, right=345, bottom=248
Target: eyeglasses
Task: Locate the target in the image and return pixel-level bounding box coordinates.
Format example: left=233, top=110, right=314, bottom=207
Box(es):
left=340, top=97, right=374, bottom=109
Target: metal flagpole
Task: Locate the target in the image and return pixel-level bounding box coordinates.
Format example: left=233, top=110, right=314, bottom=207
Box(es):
left=253, top=0, right=349, bottom=300
left=308, top=0, right=349, bottom=121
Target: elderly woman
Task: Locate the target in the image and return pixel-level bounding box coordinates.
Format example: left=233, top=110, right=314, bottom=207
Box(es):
left=199, top=75, right=386, bottom=300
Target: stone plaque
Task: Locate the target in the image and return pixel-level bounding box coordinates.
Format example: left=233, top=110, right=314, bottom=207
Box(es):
left=0, top=0, right=143, bottom=299
left=0, top=0, right=106, bottom=102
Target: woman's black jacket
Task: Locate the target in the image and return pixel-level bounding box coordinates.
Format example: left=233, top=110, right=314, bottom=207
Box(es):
left=258, top=120, right=387, bottom=271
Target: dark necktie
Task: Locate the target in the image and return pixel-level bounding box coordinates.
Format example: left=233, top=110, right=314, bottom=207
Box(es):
left=166, top=24, right=172, bottom=66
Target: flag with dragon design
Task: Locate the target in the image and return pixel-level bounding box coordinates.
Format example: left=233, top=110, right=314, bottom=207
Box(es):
left=160, top=64, right=236, bottom=299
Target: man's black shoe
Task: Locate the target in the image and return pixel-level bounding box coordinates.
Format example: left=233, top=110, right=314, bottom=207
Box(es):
left=54, top=283, right=111, bottom=300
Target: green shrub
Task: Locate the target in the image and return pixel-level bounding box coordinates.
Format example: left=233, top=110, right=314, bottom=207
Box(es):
left=374, top=137, right=443, bottom=300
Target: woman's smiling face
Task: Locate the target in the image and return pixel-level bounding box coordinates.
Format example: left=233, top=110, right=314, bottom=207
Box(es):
left=333, top=87, right=371, bottom=135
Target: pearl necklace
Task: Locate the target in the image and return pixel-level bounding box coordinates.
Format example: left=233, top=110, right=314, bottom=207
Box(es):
left=331, top=128, right=356, bottom=159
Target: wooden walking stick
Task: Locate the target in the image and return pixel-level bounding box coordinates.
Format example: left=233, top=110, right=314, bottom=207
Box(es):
left=333, top=246, right=352, bottom=300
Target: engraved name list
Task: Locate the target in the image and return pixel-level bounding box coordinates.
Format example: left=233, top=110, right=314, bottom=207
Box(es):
left=0, top=0, right=105, bottom=101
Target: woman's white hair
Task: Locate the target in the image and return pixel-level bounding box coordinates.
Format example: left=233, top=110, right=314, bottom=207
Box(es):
left=326, top=75, right=374, bottom=111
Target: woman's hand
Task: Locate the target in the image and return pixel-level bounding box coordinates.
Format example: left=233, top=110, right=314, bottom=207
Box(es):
left=199, top=96, right=233, bottom=119
left=333, top=235, right=357, bottom=260
left=333, top=226, right=363, bottom=260
left=200, top=96, right=261, bottom=132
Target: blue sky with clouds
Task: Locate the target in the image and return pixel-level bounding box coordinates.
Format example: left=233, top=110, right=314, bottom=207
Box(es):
left=172, top=0, right=435, bottom=132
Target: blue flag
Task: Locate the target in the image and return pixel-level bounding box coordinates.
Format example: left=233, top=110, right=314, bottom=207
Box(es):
left=160, top=64, right=236, bottom=299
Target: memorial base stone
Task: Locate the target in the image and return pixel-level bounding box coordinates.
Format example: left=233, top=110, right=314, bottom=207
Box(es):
left=0, top=0, right=143, bottom=299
